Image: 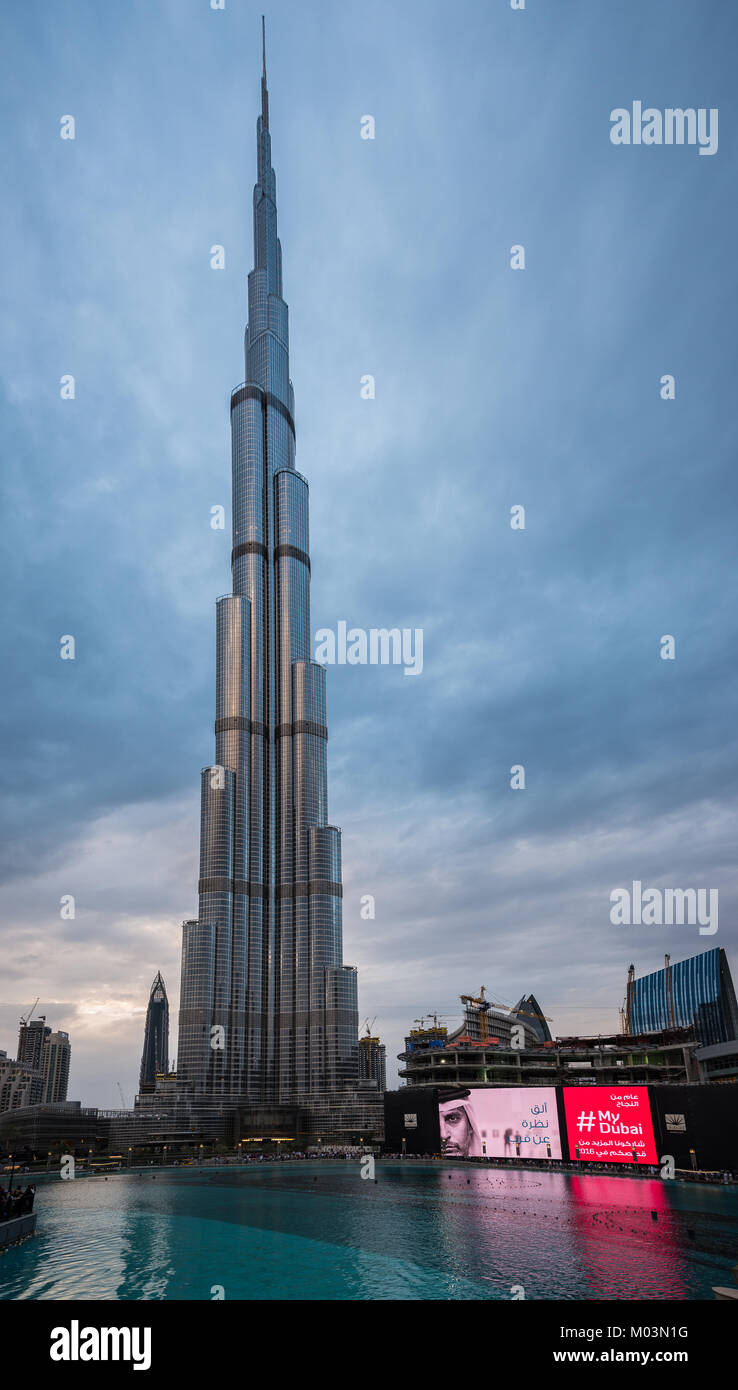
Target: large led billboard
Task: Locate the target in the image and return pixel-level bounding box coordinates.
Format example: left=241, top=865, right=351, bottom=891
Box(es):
left=563, top=1086, right=658, bottom=1164
left=438, top=1087, right=562, bottom=1159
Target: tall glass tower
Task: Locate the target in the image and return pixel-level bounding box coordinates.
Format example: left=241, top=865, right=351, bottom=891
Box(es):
left=139, top=971, right=170, bottom=1090
left=177, top=26, right=359, bottom=1108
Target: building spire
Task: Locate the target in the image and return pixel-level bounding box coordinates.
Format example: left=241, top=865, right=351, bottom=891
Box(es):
left=261, top=15, right=269, bottom=129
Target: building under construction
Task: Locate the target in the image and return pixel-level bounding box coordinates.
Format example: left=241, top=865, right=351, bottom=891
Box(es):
left=358, top=1024, right=386, bottom=1092
left=622, top=948, right=738, bottom=1047
left=399, top=1024, right=710, bottom=1089
left=400, top=988, right=553, bottom=1086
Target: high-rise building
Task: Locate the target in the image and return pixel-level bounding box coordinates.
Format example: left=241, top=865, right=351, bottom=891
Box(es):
left=628, top=947, right=738, bottom=1046
left=358, top=1033, right=387, bottom=1092
left=42, top=1031, right=71, bottom=1103
left=139, top=971, right=170, bottom=1090
left=177, top=26, right=359, bottom=1110
left=15, top=1015, right=70, bottom=1106
left=17, top=1016, right=50, bottom=1072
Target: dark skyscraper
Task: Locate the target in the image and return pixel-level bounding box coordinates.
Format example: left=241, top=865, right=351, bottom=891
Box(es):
left=139, top=971, right=170, bottom=1090
left=177, top=25, right=359, bottom=1109
left=17, top=1015, right=50, bottom=1073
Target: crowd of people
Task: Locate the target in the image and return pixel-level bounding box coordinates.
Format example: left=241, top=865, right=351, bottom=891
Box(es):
left=0, top=1184, right=36, bottom=1222
left=382, top=1153, right=737, bottom=1182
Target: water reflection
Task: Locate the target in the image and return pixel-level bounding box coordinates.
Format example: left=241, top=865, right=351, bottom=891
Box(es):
left=0, top=1164, right=733, bottom=1301
left=567, top=1175, right=687, bottom=1299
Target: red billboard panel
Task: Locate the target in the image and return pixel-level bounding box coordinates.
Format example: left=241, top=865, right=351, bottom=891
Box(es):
left=563, top=1086, right=658, bottom=1164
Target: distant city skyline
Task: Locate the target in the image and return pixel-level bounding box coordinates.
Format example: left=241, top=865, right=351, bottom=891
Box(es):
left=1, top=0, right=737, bottom=1108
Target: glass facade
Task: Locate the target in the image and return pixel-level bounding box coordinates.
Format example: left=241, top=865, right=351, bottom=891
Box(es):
left=42, top=1031, right=71, bottom=1104
left=629, top=947, right=738, bottom=1046
left=139, top=972, right=170, bottom=1090
left=177, top=44, right=359, bottom=1108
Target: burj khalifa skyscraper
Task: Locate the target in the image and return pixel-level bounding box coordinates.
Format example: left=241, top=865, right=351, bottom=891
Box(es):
left=177, top=24, right=360, bottom=1111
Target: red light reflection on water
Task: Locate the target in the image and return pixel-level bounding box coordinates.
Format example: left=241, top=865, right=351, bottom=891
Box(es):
left=567, top=1174, right=687, bottom=1299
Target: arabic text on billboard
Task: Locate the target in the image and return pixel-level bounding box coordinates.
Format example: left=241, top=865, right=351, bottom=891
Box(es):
left=438, top=1086, right=562, bottom=1159
left=563, top=1087, right=657, bottom=1164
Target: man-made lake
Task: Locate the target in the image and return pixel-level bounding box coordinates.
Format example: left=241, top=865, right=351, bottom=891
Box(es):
left=1, top=1162, right=736, bottom=1300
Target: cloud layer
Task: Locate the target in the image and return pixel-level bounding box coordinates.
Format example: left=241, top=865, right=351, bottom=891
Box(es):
left=1, top=0, right=736, bottom=1103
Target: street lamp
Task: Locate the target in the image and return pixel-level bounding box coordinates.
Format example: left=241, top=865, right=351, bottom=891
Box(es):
left=163, top=1145, right=167, bottom=1168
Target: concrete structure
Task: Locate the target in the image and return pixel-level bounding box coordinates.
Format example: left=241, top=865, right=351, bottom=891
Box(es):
left=358, top=1033, right=386, bottom=1092
left=399, top=1027, right=702, bottom=1088
left=0, top=1215, right=36, bottom=1250
left=693, top=1039, right=738, bottom=1082
left=0, top=1051, right=43, bottom=1113
left=17, top=1017, right=50, bottom=1072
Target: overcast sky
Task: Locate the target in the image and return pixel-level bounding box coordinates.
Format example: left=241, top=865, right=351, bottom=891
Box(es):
left=1, top=0, right=736, bottom=1107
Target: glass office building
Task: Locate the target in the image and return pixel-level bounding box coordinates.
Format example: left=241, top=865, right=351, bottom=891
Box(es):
left=629, top=947, right=738, bottom=1046
left=139, top=971, right=170, bottom=1090
left=42, top=1031, right=71, bottom=1104
left=177, top=30, right=359, bottom=1108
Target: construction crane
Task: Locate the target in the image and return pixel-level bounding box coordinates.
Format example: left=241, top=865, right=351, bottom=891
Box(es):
left=621, top=963, right=636, bottom=1035
left=362, top=1017, right=377, bottom=1037
left=19, top=997, right=39, bottom=1028
left=460, top=987, right=491, bottom=1040
left=460, top=987, right=553, bottom=1039
left=508, top=1001, right=554, bottom=1025
left=117, top=1082, right=128, bottom=1109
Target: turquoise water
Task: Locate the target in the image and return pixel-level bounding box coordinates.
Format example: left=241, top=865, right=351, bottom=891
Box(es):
left=1, top=1162, right=736, bottom=1300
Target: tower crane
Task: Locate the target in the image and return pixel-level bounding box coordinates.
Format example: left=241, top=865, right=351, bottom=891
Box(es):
left=460, top=987, right=492, bottom=1040
left=19, top=997, right=39, bottom=1027
left=621, top=963, right=635, bottom=1035
left=460, top=987, right=553, bottom=1040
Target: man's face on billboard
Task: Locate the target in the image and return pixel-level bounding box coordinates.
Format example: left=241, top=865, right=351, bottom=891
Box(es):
left=439, top=1100, right=472, bottom=1157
